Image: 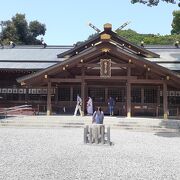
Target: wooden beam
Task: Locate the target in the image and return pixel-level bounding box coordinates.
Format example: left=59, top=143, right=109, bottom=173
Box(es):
left=50, top=78, right=81, bottom=83
left=77, top=63, right=135, bottom=68
left=76, top=76, right=137, bottom=80
left=110, top=32, right=160, bottom=58
left=130, top=79, right=164, bottom=84
left=115, top=47, right=179, bottom=83
left=81, top=55, right=104, bottom=65
left=19, top=47, right=100, bottom=84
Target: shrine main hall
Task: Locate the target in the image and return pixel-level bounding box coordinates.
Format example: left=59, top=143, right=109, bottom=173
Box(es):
left=0, top=24, right=180, bottom=119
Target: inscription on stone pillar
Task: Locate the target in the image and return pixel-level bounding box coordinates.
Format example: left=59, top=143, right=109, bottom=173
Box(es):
left=100, top=59, right=111, bottom=78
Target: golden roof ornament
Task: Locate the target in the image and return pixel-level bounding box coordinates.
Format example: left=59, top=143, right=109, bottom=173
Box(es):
left=101, top=48, right=111, bottom=52
left=100, top=33, right=111, bottom=40
left=104, top=23, right=112, bottom=31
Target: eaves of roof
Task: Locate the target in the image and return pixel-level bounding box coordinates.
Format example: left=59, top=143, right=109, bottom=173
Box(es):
left=17, top=41, right=180, bottom=87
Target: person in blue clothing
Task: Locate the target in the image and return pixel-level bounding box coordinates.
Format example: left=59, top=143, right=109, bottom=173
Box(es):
left=108, top=96, right=115, bottom=116
left=92, top=107, right=104, bottom=124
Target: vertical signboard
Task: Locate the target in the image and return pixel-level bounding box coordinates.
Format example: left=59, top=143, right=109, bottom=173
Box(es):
left=100, top=59, right=111, bottom=78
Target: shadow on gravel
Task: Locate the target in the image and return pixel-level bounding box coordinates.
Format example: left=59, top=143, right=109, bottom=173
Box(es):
left=154, top=132, right=180, bottom=138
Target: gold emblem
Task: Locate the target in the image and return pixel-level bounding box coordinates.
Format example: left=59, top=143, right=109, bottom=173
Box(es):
left=101, top=48, right=110, bottom=52
left=100, top=33, right=111, bottom=40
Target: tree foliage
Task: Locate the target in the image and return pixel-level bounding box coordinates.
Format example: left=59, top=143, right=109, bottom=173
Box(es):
left=75, top=29, right=180, bottom=46
left=171, top=10, right=180, bottom=34
left=116, top=29, right=180, bottom=45
left=74, top=33, right=98, bottom=46
left=0, top=13, right=46, bottom=45
left=131, top=0, right=180, bottom=7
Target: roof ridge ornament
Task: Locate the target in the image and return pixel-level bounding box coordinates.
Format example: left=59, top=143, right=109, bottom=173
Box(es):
left=115, top=21, right=131, bottom=31
left=104, top=23, right=112, bottom=31
left=88, top=22, right=101, bottom=33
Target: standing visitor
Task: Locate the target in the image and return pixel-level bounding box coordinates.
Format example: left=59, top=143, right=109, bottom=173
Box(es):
left=86, top=97, right=93, bottom=115
left=92, top=107, right=104, bottom=124
left=108, top=96, right=115, bottom=116
left=74, top=94, right=82, bottom=116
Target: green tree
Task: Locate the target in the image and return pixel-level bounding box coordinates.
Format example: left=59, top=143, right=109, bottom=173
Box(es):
left=74, top=33, right=98, bottom=46
left=1, top=20, right=18, bottom=44
left=1, top=13, right=46, bottom=45
left=29, top=21, right=46, bottom=37
left=75, top=28, right=180, bottom=46
left=12, top=14, right=28, bottom=43
left=171, top=10, right=180, bottom=34
left=131, top=0, right=180, bottom=7
left=117, top=29, right=180, bottom=45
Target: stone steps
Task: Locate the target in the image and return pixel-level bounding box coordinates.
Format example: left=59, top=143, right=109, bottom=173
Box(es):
left=0, top=116, right=179, bottom=133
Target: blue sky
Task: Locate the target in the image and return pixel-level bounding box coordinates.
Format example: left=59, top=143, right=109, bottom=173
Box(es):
left=0, top=0, right=179, bottom=45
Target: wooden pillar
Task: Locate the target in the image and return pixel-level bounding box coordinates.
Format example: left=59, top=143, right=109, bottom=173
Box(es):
left=105, top=86, right=108, bottom=98
left=127, top=81, right=131, bottom=118
left=156, top=86, right=161, bottom=117
left=85, top=84, right=88, bottom=100
left=163, top=82, right=168, bottom=120
left=81, top=66, right=86, bottom=116
left=47, top=81, right=52, bottom=116
left=70, top=86, right=73, bottom=106
left=81, top=82, right=86, bottom=116
left=157, top=86, right=160, bottom=105
left=127, top=67, right=131, bottom=117
left=55, top=86, right=58, bottom=105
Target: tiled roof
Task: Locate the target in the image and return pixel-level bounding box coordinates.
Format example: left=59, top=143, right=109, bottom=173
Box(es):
left=0, top=62, right=56, bottom=70
left=0, top=45, right=179, bottom=71
left=146, top=46, right=180, bottom=71
left=0, top=45, right=72, bottom=70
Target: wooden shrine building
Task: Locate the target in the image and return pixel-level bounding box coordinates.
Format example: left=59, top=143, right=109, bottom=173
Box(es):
left=16, top=23, right=180, bottom=119
left=0, top=23, right=180, bottom=119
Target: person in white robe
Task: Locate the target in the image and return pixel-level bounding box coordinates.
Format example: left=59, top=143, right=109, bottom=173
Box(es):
left=74, top=95, right=82, bottom=116
left=86, top=97, right=93, bottom=115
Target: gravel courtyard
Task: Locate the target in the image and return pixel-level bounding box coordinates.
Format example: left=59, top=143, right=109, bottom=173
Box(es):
left=0, top=127, right=180, bottom=180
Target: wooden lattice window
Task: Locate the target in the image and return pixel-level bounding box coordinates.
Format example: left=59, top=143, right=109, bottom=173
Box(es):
left=131, top=87, right=141, bottom=103
left=73, top=87, right=81, bottom=101
left=168, top=96, right=180, bottom=105
left=88, top=87, right=105, bottom=102
left=144, top=88, right=157, bottom=103
left=108, top=87, right=125, bottom=102
left=58, top=87, right=70, bottom=101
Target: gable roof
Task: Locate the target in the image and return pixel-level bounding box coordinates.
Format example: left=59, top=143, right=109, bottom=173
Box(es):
left=57, top=24, right=159, bottom=59
left=17, top=45, right=99, bottom=83
left=16, top=24, right=180, bottom=87
left=0, top=33, right=179, bottom=72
